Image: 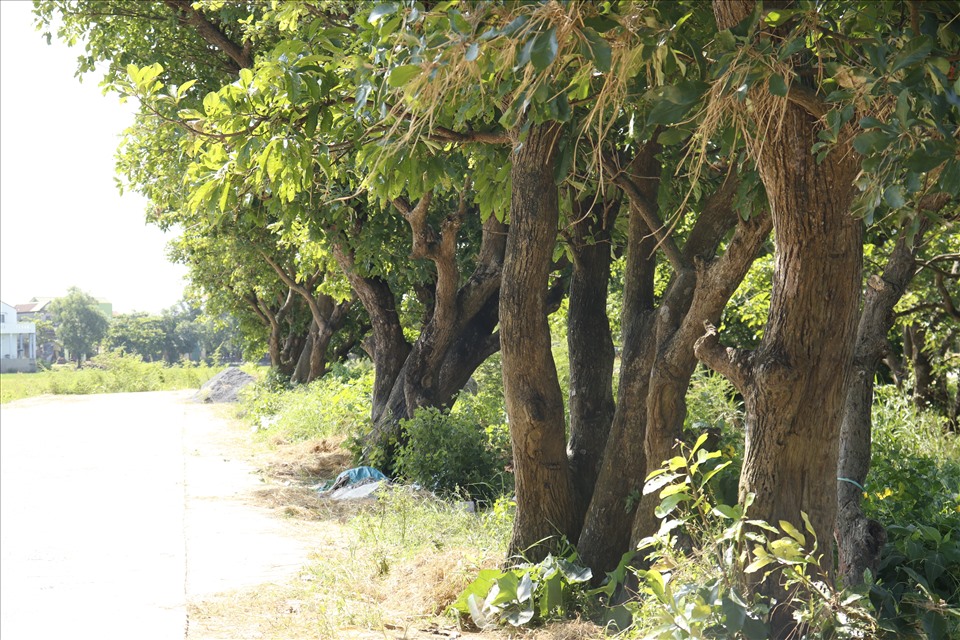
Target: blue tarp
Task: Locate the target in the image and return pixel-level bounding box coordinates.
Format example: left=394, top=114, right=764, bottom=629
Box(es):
left=320, top=466, right=388, bottom=493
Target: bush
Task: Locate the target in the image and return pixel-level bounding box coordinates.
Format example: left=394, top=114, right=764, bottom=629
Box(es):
left=395, top=400, right=512, bottom=504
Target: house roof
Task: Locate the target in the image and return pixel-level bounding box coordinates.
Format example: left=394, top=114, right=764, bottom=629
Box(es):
left=15, top=298, right=54, bottom=313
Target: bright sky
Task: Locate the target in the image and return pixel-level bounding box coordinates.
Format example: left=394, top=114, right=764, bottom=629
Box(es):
left=0, top=1, right=187, bottom=314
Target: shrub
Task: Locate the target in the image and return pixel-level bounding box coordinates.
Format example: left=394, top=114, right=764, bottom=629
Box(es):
left=394, top=399, right=512, bottom=503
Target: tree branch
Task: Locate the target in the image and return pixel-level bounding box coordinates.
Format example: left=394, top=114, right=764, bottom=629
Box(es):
left=694, top=321, right=755, bottom=395
left=602, top=154, right=686, bottom=272
left=163, top=0, right=253, bottom=71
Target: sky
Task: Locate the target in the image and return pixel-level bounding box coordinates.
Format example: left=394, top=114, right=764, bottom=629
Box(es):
left=0, top=1, right=187, bottom=314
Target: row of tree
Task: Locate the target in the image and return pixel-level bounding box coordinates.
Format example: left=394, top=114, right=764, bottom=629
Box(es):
left=45, top=287, right=242, bottom=365
left=38, top=1, right=958, bottom=635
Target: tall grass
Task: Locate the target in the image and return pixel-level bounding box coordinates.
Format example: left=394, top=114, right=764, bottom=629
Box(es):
left=241, top=361, right=376, bottom=443
left=0, top=351, right=223, bottom=403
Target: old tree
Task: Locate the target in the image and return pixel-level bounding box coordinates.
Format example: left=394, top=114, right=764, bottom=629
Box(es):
left=41, top=0, right=958, bottom=636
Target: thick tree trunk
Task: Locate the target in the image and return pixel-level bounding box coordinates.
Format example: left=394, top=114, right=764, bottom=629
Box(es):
left=566, top=197, right=619, bottom=522
left=502, top=123, right=577, bottom=558
left=696, top=103, right=861, bottom=638
left=332, top=241, right=411, bottom=427
left=577, top=147, right=660, bottom=574
left=695, top=11, right=863, bottom=637
left=335, top=209, right=506, bottom=470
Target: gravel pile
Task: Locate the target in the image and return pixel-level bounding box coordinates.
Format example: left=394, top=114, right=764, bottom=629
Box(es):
left=193, top=367, right=255, bottom=403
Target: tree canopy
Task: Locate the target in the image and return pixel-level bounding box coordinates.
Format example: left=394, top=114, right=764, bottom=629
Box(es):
left=48, top=287, right=109, bottom=364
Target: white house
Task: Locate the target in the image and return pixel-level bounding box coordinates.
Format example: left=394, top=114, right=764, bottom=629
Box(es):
left=0, top=301, right=37, bottom=373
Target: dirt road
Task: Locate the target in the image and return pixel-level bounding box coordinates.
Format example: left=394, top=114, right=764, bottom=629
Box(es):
left=0, top=391, right=311, bottom=640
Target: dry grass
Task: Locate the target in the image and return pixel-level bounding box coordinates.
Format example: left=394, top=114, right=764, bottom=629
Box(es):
left=187, top=429, right=542, bottom=640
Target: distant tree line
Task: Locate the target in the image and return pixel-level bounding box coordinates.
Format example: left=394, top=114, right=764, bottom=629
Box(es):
left=45, top=287, right=244, bottom=366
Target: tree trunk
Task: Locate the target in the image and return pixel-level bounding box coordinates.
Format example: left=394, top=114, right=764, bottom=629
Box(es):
left=332, top=241, right=411, bottom=426
left=696, top=94, right=861, bottom=639
left=334, top=209, right=506, bottom=470
left=566, top=197, right=619, bottom=522
left=502, top=122, right=577, bottom=559
left=577, top=146, right=660, bottom=574
left=633, top=194, right=771, bottom=546
left=291, top=325, right=314, bottom=384
left=837, top=220, right=936, bottom=585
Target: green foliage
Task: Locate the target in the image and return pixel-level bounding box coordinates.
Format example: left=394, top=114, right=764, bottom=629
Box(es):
left=861, top=387, right=960, bottom=638
left=631, top=440, right=879, bottom=639
left=48, top=287, right=109, bottom=363
left=395, top=394, right=512, bottom=504
left=242, top=360, right=375, bottom=442
left=451, top=543, right=593, bottom=630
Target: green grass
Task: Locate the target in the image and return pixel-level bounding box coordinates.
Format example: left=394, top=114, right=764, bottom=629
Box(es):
left=0, top=352, right=224, bottom=404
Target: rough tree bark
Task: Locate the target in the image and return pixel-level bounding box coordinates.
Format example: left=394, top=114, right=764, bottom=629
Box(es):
left=696, top=5, right=864, bottom=635
left=577, top=143, right=660, bottom=574
left=577, top=158, right=771, bottom=575
left=333, top=199, right=507, bottom=468
left=502, top=122, right=577, bottom=558
left=331, top=241, right=411, bottom=429
left=632, top=185, right=771, bottom=546
left=566, top=196, right=620, bottom=522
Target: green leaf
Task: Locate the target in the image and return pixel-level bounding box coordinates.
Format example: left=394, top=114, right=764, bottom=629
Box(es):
left=643, top=471, right=682, bottom=495
left=768, top=74, right=788, bottom=97
left=501, top=15, right=529, bottom=36
left=938, top=159, right=960, bottom=196
left=891, top=36, right=934, bottom=73
left=450, top=569, right=503, bottom=613
left=176, top=78, right=197, bottom=100
left=447, top=9, right=471, bottom=35
left=465, top=42, right=480, bottom=62
left=779, top=520, right=806, bottom=546
left=304, top=103, right=321, bottom=137
left=388, top=64, right=422, bottom=87
left=921, top=610, right=949, bottom=640
left=580, top=28, right=612, bottom=73
left=490, top=572, right=520, bottom=606
left=883, top=185, right=906, bottom=209
left=744, top=549, right=772, bottom=574
left=654, top=493, right=690, bottom=518
left=556, top=557, right=592, bottom=583
left=530, top=27, right=559, bottom=71
left=583, top=15, right=618, bottom=33
left=641, top=569, right=666, bottom=599
left=712, top=504, right=739, bottom=519
left=516, top=571, right=534, bottom=602
left=503, top=604, right=535, bottom=626
left=541, top=572, right=563, bottom=616
left=742, top=615, right=769, bottom=640
left=764, top=8, right=798, bottom=27
left=853, top=130, right=894, bottom=156
left=777, top=37, right=806, bottom=61
left=367, top=3, right=397, bottom=24
left=691, top=432, right=709, bottom=455
left=657, top=126, right=691, bottom=145
left=722, top=593, right=747, bottom=631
